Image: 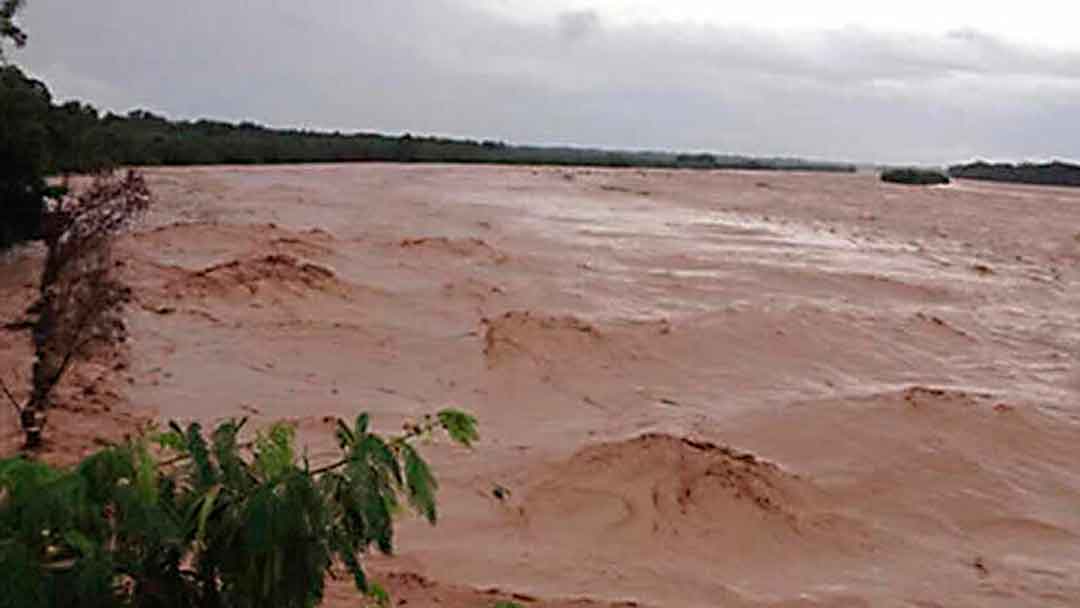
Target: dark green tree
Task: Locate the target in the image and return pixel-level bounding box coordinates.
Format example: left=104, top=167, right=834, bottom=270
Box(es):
left=1, top=0, right=50, bottom=249
left=0, top=63, right=50, bottom=249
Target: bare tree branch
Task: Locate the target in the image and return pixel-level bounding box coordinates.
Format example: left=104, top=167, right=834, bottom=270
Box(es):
left=19, top=170, right=151, bottom=448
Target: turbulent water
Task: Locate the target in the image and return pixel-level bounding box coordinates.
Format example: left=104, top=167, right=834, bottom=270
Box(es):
left=3, top=164, right=1079, bottom=607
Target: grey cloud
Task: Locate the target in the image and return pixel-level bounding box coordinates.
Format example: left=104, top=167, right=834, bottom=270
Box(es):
left=557, top=10, right=600, bottom=43
left=11, top=0, right=1080, bottom=163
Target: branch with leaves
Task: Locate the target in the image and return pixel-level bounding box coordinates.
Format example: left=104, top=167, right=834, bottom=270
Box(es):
left=0, top=408, right=478, bottom=608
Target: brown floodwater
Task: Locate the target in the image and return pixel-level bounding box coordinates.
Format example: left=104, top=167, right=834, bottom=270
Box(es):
left=2, top=164, right=1079, bottom=607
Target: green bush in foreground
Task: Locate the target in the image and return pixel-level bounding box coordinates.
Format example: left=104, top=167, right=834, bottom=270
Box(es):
left=880, top=167, right=950, bottom=186
left=0, top=409, right=478, bottom=608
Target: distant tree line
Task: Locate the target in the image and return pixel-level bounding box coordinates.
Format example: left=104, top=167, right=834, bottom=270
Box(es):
left=948, top=161, right=1080, bottom=188
left=3, top=65, right=858, bottom=175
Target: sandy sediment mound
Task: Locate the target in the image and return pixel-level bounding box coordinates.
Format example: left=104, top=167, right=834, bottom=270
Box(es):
left=132, top=221, right=335, bottom=257
left=123, top=223, right=349, bottom=313
left=516, top=433, right=859, bottom=560
left=131, top=221, right=263, bottom=261
left=479, top=311, right=674, bottom=375
left=481, top=311, right=602, bottom=368
left=267, top=235, right=335, bottom=258
left=264, top=225, right=337, bottom=257
left=166, top=254, right=346, bottom=300
left=398, top=236, right=508, bottom=263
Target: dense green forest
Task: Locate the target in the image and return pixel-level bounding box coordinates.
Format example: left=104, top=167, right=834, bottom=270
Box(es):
left=948, top=161, right=1080, bottom=187
left=3, top=65, right=857, bottom=175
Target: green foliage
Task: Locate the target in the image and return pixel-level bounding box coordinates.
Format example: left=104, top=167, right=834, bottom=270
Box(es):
left=253, top=422, right=296, bottom=479
left=0, top=409, right=477, bottom=608
left=401, top=444, right=437, bottom=523
left=880, top=167, right=950, bottom=186
left=437, top=409, right=479, bottom=448
left=366, top=582, right=390, bottom=608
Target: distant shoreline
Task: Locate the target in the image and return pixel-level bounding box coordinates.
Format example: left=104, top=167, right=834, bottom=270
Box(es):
left=948, top=160, right=1080, bottom=188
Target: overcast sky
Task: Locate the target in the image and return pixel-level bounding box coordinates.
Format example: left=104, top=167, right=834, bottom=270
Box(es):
left=10, top=0, right=1080, bottom=164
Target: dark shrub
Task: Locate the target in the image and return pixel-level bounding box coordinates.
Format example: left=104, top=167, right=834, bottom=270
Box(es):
left=880, top=167, right=950, bottom=186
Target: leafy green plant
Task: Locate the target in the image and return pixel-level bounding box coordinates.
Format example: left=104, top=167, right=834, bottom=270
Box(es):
left=0, top=409, right=478, bottom=608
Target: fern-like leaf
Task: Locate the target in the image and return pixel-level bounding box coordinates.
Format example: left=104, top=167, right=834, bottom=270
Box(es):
left=184, top=422, right=217, bottom=489
left=254, top=422, right=296, bottom=480
left=335, top=418, right=355, bottom=450
left=359, top=433, right=401, bottom=487
left=401, top=444, right=438, bottom=524
left=133, top=442, right=158, bottom=505
left=212, top=418, right=251, bottom=490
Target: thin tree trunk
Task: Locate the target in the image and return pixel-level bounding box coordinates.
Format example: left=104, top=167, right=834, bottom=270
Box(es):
left=23, top=243, right=61, bottom=448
